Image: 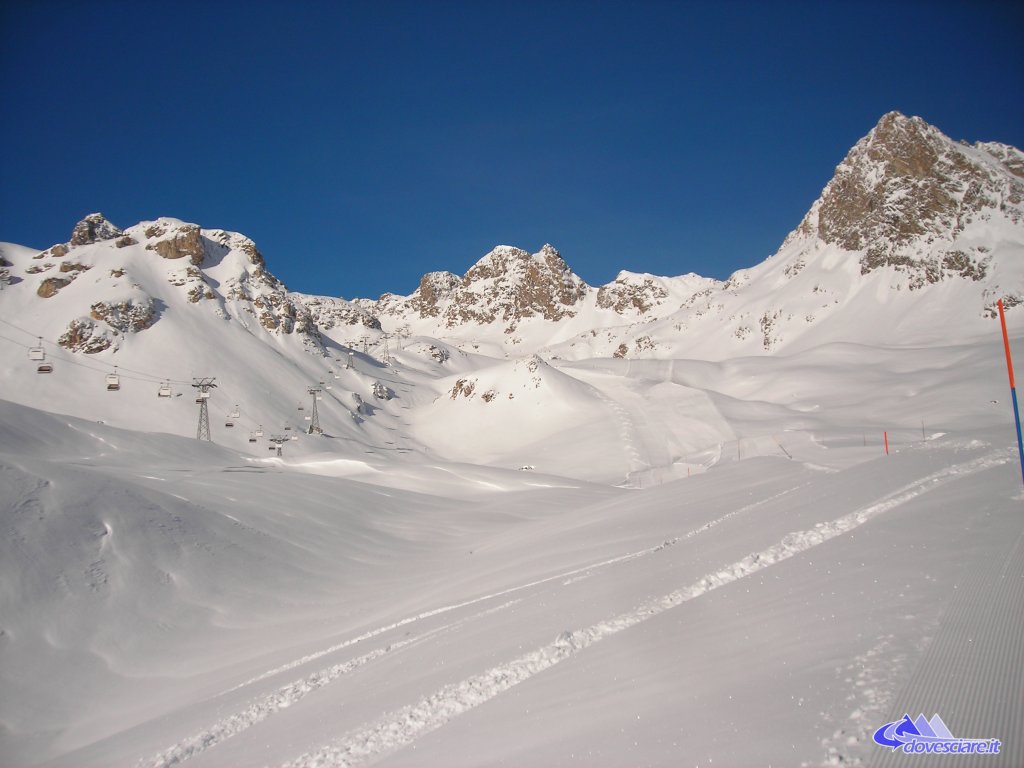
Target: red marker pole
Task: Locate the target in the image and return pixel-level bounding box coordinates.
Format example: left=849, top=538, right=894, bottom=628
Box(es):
left=884, top=431, right=889, bottom=455
left=997, top=299, right=1024, bottom=486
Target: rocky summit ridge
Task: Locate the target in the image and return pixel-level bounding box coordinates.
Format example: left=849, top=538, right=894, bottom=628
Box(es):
left=3, top=112, right=1023, bottom=361
left=787, top=111, right=1024, bottom=288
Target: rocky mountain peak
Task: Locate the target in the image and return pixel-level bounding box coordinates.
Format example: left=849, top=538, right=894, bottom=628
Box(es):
left=69, top=213, right=122, bottom=246
left=785, top=112, right=1024, bottom=287
left=453, top=245, right=589, bottom=329
left=372, top=245, right=591, bottom=331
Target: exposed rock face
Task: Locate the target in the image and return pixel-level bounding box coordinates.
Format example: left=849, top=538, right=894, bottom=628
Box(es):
left=39, top=244, right=69, bottom=260
left=296, top=295, right=382, bottom=331
left=385, top=245, right=591, bottom=332
left=90, top=297, right=156, bottom=333
left=70, top=213, right=122, bottom=246
left=147, top=223, right=205, bottom=265
left=37, top=276, right=72, bottom=298
left=409, top=271, right=461, bottom=317
left=596, top=273, right=670, bottom=314
left=788, top=111, right=1024, bottom=288
left=58, top=318, right=114, bottom=353
left=454, top=244, right=588, bottom=328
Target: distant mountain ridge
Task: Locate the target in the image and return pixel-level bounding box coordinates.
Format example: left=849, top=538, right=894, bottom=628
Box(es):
left=1, top=111, right=1023, bottom=468
left=344, top=112, right=1023, bottom=356
left=3, top=112, right=1023, bottom=365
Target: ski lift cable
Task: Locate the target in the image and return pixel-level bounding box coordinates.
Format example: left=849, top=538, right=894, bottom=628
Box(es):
left=0, top=317, right=194, bottom=386
left=0, top=332, right=191, bottom=386
left=3, top=321, right=252, bottom=421
left=0, top=332, right=168, bottom=384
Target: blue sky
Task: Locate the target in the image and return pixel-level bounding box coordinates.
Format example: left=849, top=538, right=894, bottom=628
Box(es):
left=2, top=1, right=1022, bottom=299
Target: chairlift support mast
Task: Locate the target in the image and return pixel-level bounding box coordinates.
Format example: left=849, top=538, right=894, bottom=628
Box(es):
left=307, top=386, right=323, bottom=434
left=192, top=377, right=217, bottom=440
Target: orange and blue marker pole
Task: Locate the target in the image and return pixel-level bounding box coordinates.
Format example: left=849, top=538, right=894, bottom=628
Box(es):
left=997, top=299, right=1024, bottom=486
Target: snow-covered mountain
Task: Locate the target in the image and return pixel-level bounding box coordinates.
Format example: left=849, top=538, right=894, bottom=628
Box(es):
left=1, top=112, right=1022, bottom=469
left=3, top=113, right=1024, bottom=768
left=0, top=215, right=408, bottom=459
left=359, top=112, right=1024, bottom=360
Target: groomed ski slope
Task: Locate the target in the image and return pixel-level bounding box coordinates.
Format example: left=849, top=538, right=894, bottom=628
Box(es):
left=2, top=389, right=1021, bottom=767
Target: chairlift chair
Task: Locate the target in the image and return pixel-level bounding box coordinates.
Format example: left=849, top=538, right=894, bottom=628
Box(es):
left=229, top=406, right=240, bottom=419
left=158, top=383, right=172, bottom=398
left=248, top=433, right=257, bottom=443
left=28, top=346, right=45, bottom=362
left=255, top=425, right=264, bottom=437
left=106, top=368, right=120, bottom=391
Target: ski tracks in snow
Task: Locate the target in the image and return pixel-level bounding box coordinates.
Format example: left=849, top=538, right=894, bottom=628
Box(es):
left=140, top=599, right=522, bottom=768
left=281, top=450, right=1011, bottom=768
left=139, top=479, right=813, bottom=768
left=137, top=449, right=1009, bottom=768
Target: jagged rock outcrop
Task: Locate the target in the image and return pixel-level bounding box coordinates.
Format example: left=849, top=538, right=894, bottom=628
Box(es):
left=89, top=297, right=156, bottom=333
left=596, top=273, right=670, bottom=314
left=295, top=295, right=382, bottom=331
left=70, top=213, right=122, bottom=246
left=146, top=222, right=205, bottom=265
left=378, top=244, right=591, bottom=332
left=788, top=111, right=1024, bottom=289
left=409, top=271, right=461, bottom=317
left=453, top=244, right=588, bottom=328
left=58, top=318, right=114, bottom=353
left=37, top=276, right=72, bottom=298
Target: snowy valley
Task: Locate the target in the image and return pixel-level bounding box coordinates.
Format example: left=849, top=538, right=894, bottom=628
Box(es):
left=1, top=112, right=1023, bottom=767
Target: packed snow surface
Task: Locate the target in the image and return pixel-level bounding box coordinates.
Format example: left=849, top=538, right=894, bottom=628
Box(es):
left=2, top=331, right=1022, bottom=767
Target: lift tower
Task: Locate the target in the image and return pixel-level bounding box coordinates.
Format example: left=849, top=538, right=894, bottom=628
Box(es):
left=307, top=386, right=323, bottom=435
left=192, top=377, right=217, bottom=440
left=268, top=434, right=289, bottom=457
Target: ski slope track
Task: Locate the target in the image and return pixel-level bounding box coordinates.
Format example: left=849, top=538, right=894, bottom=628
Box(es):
left=139, top=479, right=817, bottom=768
left=277, top=450, right=1011, bottom=768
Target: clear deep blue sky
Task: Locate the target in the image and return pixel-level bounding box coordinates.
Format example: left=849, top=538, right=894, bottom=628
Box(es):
left=2, top=0, right=1022, bottom=299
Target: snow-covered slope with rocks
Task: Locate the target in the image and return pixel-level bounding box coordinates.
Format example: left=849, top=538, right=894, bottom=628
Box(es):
left=355, top=112, right=1024, bottom=362
left=2, top=112, right=1024, bottom=768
